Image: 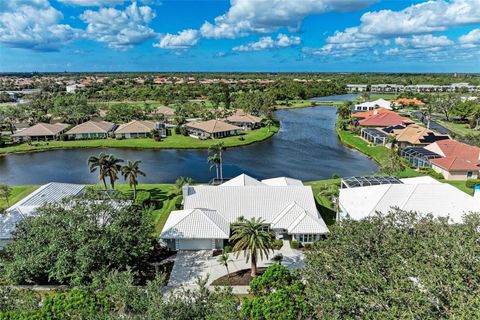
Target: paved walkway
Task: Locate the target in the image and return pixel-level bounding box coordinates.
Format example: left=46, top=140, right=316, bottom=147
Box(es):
left=167, top=240, right=304, bottom=293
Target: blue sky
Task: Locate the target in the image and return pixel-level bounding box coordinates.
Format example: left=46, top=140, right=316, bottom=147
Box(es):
left=0, top=0, right=479, bottom=72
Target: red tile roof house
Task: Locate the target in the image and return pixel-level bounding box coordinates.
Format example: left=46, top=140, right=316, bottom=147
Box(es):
left=358, top=112, right=415, bottom=128
left=425, top=139, right=480, bottom=180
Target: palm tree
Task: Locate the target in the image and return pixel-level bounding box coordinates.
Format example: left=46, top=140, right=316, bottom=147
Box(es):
left=104, top=154, right=124, bottom=189
left=208, top=142, right=224, bottom=181
left=121, top=160, right=146, bottom=199
left=170, top=176, right=193, bottom=197
left=217, top=251, right=233, bottom=280
left=336, top=101, right=353, bottom=119
left=230, top=217, right=275, bottom=277
left=264, top=119, right=275, bottom=132
left=88, top=152, right=108, bottom=189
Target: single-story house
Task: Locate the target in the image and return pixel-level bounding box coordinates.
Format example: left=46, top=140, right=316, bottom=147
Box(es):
left=393, top=98, right=425, bottom=108
left=392, top=124, right=450, bottom=149
left=0, top=183, right=85, bottom=249
left=354, top=99, right=392, bottom=111
left=11, top=123, right=69, bottom=142
left=358, top=112, right=415, bottom=128
left=425, top=139, right=480, bottom=180
left=186, top=119, right=242, bottom=139
left=114, top=120, right=165, bottom=139
left=66, top=120, right=116, bottom=139
left=154, top=106, right=176, bottom=120
left=338, top=176, right=480, bottom=224
left=346, top=84, right=368, bottom=92
left=160, top=174, right=329, bottom=250
left=225, top=110, right=262, bottom=130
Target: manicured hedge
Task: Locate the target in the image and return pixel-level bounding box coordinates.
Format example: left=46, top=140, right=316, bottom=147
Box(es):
left=466, top=180, right=480, bottom=189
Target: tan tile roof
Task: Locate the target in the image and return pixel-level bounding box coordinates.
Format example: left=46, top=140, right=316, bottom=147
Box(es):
left=186, top=119, right=242, bottom=133
left=12, top=123, right=68, bottom=137
left=155, top=106, right=175, bottom=116
left=393, top=125, right=440, bottom=144
left=66, top=120, right=115, bottom=135
left=226, top=110, right=262, bottom=124
left=114, top=120, right=156, bottom=134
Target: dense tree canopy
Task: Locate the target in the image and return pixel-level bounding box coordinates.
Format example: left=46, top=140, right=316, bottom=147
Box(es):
left=305, top=210, right=480, bottom=319
left=2, top=194, right=155, bottom=285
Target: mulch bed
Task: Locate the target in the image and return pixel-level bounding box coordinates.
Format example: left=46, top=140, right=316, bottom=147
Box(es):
left=211, top=268, right=266, bottom=286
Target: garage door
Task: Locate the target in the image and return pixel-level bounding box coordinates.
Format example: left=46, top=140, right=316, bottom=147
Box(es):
left=177, top=239, right=213, bottom=250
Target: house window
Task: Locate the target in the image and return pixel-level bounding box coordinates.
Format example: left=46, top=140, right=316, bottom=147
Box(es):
left=296, top=234, right=319, bottom=243
left=467, top=171, right=473, bottom=178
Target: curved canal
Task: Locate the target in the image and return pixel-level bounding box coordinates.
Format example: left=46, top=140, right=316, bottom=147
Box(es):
left=0, top=106, right=378, bottom=185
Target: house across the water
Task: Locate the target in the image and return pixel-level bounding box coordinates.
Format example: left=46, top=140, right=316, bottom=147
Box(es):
left=114, top=120, right=165, bottom=139
left=66, top=120, right=116, bottom=140
left=160, top=174, right=329, bottom=250
left=11, top=123, right=69, bottom=142
left=186, top=119, right=242, bottom=139
left=225, top=110, right=262, bottom=130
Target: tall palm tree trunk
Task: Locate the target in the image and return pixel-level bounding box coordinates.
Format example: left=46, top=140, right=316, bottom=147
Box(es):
left=220, top=154, right=223, bottom=181
left=251, top=252, right=257, bottom=277
left=102, top=177, right=108, bottom=190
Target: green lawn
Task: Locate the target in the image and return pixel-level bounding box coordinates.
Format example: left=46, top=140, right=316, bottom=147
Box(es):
left=0, top=185, right=39, bottom=209
left=0, top=126, right=279, bottom=155
left=305, top=179, right=340, bottom=226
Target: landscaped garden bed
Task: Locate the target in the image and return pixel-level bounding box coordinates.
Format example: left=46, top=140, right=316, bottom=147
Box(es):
left=211, top=268, right=267, bottom=286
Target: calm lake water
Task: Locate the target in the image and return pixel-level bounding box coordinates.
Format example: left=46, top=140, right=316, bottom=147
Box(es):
left=0, top=105, right=378, bottom=185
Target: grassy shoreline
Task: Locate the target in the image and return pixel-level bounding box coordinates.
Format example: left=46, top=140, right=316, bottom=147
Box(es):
left=0, top=126, right=279, bottom=156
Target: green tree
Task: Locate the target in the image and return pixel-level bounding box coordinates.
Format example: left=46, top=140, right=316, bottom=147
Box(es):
left=305, top=210, right=480, bottom=319
left=121, top=160, right=146, bottom=199
left=241, top=264, right=311, bottom=320
left=3, top=196, right=155, bottom=285
left=104, top=154, right=124, bottom=189
left=434, top=94, right=461, bottom=121
left=0, top=183, right=12, bottom=206
left=208, top=141, right=224, bottom=181
left=170, top=176, right=193, bottom=197
left=380, top=151, right=404, bottom=175
left=230, top=217, right=275, bottom=277
left=336, top=101, right=353, bottom=119
left=452, top=100, right=478, bottom=121
left=217, top=251, right=233, bottom=280
left=88, top=152, right=108, bottom=189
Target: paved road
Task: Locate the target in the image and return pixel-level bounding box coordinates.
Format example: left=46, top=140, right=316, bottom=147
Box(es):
left=411, top=111, right=451, bottom=135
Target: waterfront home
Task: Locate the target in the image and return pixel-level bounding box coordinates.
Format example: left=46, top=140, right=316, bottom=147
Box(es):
left=338, top=176, right=480, bottom=224
left=154, top=106, right=176, bottom=120
left=358, top=112, right=414, bottom=128
left=114, top=120, right=165, bottom=139
left=225, top=110, right=262, bottom=130
left=0, top=183, right=85, bottom=248
left=352, top=107, right=394, bottom=120
left=185, top=119, right=242, bottom=139
left=392, top=125, right=449, bottom=149
left=160, top=174, right=329, bottom=250
left=354, top=99, right=392, bottom=111
left=66, top=120, right=116, bottom=140
left=425, top=140, right=480, bottom=180
left=393, top=98, right=425, bottom=108
left=11, top=122, right=69, bottom=142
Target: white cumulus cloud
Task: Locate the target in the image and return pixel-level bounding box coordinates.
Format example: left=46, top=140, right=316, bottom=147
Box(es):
left=153, top=29, right=200, bottom=49
left=80, top=1, right=157, bottom=50
left=395, top=34, right=454, bottom=49
left=0, top=0, right=81, bottom=51
left=460, top=28, right=480, bottom=45
left=233, top=33, right=301, bottom=51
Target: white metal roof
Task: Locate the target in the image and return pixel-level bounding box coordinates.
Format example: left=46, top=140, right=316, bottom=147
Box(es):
left=1, top=183, right=85, bottom=240
left=179, top=174, right=329, bottom=236
left=400, top=176, right=441, bottom=185
left=355, top=99, right=392, bottom=110
left=160, top=208, right=230, bottom=239
left=261, top=177, right=303, bottom=186
left=339, top=183, right=480, bottom=223
left=221, top=174, right=265, bottom=186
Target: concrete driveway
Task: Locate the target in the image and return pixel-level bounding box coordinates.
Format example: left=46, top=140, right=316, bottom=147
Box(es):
left=167, top=240, right=304, bottom=288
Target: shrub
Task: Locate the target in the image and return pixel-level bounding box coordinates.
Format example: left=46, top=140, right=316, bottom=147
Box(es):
left=273, top=239, right=283, bottom=250
left=419, top=167, right=444, bottom=180
left=134, top=191, right=151, bottom=207
left=180, top=126, right=189, bottom=136
left=223, top=245, right=232, bottom=254
left=304, top=243, right=312, bottom=250
left=466, top=180, right=480, bottom=189
left=290, top=240, right=300, bottom=249
left=238, top=136, right=245, bottom=141
left=332, top=173, right=340, bottom=179
left=174, top=196, right=183, bottom=209
left=59, top=134, right=68, bottom=141
left=175, top=126, right=181, bottom=134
